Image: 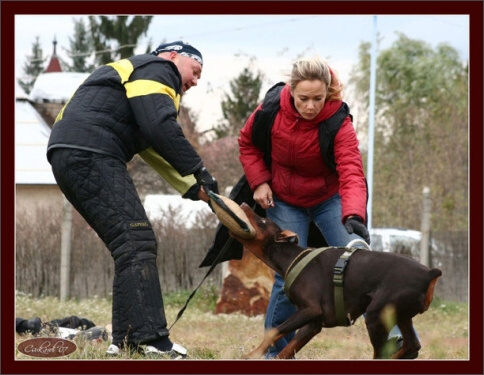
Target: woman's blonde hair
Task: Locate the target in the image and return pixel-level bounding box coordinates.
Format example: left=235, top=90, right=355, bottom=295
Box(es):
left=289, top=56, right=344, bottom=101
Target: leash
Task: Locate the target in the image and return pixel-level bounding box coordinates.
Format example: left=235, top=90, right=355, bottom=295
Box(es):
left=168, top=235, right=233, bottom=330
left=169, top=199, right=257, bottom=330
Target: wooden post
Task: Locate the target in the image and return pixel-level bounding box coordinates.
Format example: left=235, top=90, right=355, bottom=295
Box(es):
left=60, top=195, right=72, bottom=300
left=420, top=187, right=431, bottom=267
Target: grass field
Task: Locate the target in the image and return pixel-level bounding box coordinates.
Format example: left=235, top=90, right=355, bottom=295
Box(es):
left=15, top=288, right=469, bottom=361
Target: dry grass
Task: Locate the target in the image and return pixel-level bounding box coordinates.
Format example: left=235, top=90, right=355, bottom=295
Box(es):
left=15, top=290, right=469, bottom=361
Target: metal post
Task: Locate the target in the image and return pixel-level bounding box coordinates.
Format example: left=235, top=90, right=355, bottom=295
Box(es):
left=367, top=15, right=378, bottom=231
left=60, top=195, right=72, bottom=300
left=420, top=187, right=431, bottom=267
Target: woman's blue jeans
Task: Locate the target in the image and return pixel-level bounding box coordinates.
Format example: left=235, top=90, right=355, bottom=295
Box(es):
left=264, top=194, right=417, bottom=357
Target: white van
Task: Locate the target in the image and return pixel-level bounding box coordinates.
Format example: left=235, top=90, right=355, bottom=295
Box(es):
left=369, top=228, right=442, bottom=267
left=369, top=228, right=421, bottom=260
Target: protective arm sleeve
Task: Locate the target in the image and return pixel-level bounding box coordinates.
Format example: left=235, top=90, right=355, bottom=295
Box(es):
left=139, top=147, right=197, bottom=196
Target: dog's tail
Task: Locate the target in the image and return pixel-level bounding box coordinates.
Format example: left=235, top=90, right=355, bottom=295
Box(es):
left=423, top=268, right=443, bottom=312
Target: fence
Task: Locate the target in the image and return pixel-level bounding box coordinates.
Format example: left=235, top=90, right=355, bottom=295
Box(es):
left=431, top=231, right=468, bottom=303
left=15, top=206, right=468, bottom=304
left=15, top=206, right=222, bottom=300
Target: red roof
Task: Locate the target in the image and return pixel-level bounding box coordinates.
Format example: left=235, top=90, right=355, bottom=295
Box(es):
left=45, top=57, right=62, bottom=73
left=44, top=38, right=62, bottom=73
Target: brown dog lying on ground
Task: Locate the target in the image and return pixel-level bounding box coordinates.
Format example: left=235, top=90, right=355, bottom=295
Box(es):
left=223, top=201, right=442, bottom=360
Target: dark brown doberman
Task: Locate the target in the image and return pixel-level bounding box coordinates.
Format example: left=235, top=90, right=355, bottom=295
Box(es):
left=229, top=203, right=442, bottom=360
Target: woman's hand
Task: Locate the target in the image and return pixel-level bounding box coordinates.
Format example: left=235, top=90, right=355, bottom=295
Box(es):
left=254, top=182, right=274, bottom=209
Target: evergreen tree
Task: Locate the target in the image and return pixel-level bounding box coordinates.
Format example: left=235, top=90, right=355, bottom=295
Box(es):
left=66, top=17, right=95, bottom=73
left=88, top=15, right=153, bottom=66
left=18, top=36, right=46, bottom=94
left=213, top=66, right=263, bottom=138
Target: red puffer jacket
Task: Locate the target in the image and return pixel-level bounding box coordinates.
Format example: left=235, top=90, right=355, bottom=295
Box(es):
left=238, top=84, right=367, bottom=222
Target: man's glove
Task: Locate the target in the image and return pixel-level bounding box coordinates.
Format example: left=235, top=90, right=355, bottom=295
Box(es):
left=182, top=184, right=201, bottom=201
left=193, top=167, right=219, bottom=195
left=344, top=216, right=371, bottom=244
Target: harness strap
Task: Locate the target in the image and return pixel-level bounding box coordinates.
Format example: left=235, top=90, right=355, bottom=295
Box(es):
left=333, top=247, right=361, bottom=326
left=284, top=249, right=314, bottom=282
left=284, top=247, right=330, bottom=294
left=283, top=245, right=363, bottom=327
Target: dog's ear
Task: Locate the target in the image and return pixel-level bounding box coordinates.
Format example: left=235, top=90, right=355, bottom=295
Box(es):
left=275, top=230, right=299, bottom=244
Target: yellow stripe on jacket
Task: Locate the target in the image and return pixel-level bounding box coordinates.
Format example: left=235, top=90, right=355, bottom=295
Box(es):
left=108, top=60, right=181, bottom=110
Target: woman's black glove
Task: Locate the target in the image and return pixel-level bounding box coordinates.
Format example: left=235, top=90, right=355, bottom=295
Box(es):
left=194, top=167, right=219, bottom=195
left=344, top=216, right=371, bottom=244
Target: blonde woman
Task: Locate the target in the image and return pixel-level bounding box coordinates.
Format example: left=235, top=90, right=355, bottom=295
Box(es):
left=238, top=56, right=417, bottom=359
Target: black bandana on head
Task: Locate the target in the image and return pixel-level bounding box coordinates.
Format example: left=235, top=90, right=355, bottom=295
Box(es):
left=150, top=40, right=203, bottom=66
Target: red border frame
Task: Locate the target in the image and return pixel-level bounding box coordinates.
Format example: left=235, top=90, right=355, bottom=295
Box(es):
left=2, top=2, right=482, bottom=374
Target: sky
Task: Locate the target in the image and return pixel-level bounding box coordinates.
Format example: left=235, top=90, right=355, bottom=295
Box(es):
left=14, top=14, right=469, bottom=133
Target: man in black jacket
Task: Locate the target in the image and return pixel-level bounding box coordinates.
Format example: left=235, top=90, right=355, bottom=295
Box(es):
left=47, top=41, right=218, bottom=358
